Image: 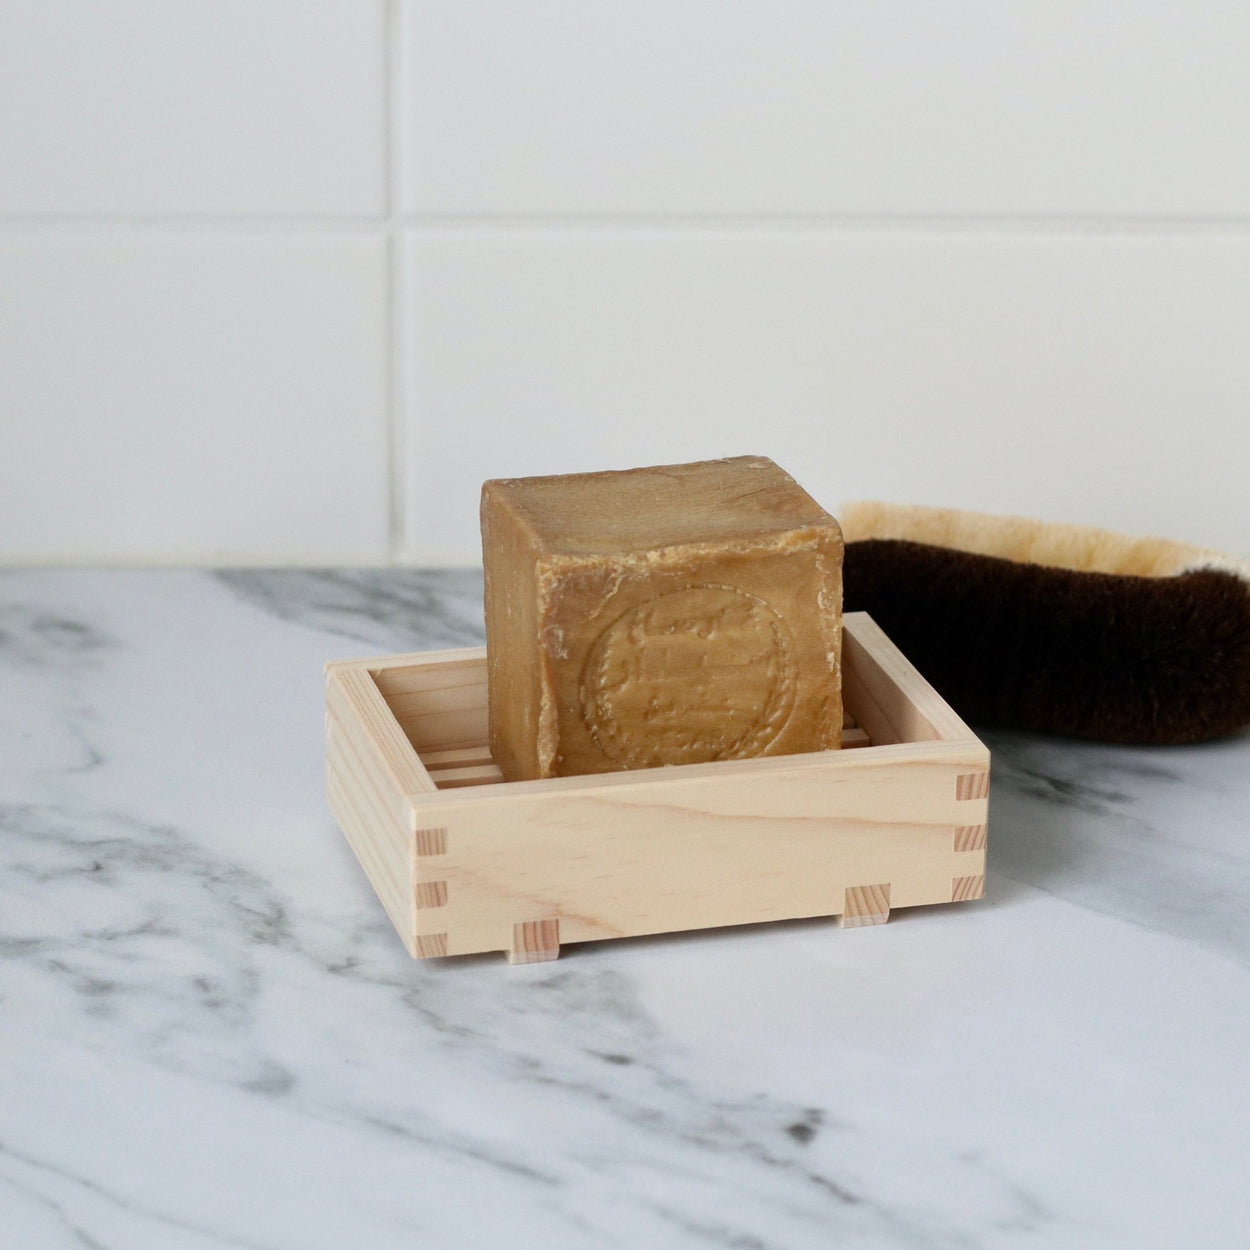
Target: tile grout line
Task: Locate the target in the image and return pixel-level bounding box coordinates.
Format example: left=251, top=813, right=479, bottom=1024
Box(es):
left=384, top=0, right=406, bottom=564
left=7, top=214, right=1250, bottom=236
left=381, top=0, right=397, bottom=226
left=395, top=214, right=1250, bottom=238
left=384, top=233, right=404, bottom=565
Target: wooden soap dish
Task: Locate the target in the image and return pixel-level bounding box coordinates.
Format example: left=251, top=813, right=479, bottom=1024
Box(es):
left=325, top=612, right=989, bottom=963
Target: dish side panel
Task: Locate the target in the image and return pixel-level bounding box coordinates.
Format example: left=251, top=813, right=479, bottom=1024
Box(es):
left=326, top=665, right=426, bottom=956
left=409, top=743, right=989, bottom=958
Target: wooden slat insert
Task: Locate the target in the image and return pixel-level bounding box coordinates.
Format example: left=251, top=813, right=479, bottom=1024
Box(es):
left=428, top=762, right=506, bottom=789
left=421, top=745, right=494, bottom=769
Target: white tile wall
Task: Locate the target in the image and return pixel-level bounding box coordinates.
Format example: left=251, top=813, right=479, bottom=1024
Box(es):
left=0, top=235, right=389, bottom=562
left=404, top=230, right=1250, bottom=562
left=2, top=2, right=1249, bottom=564
left=403, top=2, right=1250, bottom=217
left=0, top=2, right=386, bottom=216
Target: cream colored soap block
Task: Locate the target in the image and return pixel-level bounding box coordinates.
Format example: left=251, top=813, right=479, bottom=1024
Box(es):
left=481, top=456, right=844, bottom=782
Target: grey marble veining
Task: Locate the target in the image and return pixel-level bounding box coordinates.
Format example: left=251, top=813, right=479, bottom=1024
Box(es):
left=215, top=568, right=486, bottom=653
left=2, top=569, right=1248, bottom=1250
left=983, top=728, right=1250, bottom=965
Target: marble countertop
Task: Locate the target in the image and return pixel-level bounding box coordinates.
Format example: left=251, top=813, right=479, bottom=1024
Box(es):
left=3, top=568, right=1248, bottom=1250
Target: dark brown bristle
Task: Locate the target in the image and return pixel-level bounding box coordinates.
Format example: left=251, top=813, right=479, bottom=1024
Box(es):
left=843, top=539, right=1250, bottom=744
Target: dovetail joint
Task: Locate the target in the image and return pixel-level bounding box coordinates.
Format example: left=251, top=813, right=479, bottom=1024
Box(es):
left=956, top=771, right=990, bottom=800
left=416, top=826, right=448, bottom=856
left=952, top=874, right=985, bottom=902
left=954, top=824, right=988, bottom=852
left=416, top=880, right=448, bottom=909
left=416, top=932, right=448, bottom=958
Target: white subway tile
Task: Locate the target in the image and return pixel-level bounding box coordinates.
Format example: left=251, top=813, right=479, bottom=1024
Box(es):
left=403, top=230, right=1250, bottom=563
left=403, top=2, right=1250, bottom=217
left=0, top=1, right=385, bottom=215
left=0, top=234, right=389, bottom=561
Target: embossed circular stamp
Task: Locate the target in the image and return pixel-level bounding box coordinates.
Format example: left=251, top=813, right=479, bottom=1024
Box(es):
left=580, top=585, right=797, bottom=768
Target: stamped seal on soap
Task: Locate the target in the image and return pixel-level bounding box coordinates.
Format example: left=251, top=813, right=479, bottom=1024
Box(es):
left=580, top=585, right=797, bottom=768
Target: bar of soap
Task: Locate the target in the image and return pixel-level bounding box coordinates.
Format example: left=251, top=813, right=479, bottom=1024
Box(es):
left=481, top=455, right=843, bottom=781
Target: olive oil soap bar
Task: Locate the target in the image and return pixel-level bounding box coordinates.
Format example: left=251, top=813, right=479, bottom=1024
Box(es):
left=481, top=455, right=843, bottom=781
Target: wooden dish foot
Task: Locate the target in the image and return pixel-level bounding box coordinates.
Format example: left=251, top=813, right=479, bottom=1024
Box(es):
left=840, top=883, right=891, bottom=928
left=508, top=919, right=561, bottom=964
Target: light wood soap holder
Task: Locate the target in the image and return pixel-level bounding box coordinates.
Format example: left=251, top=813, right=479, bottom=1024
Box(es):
left=325, top=612, right=989, bottom=963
